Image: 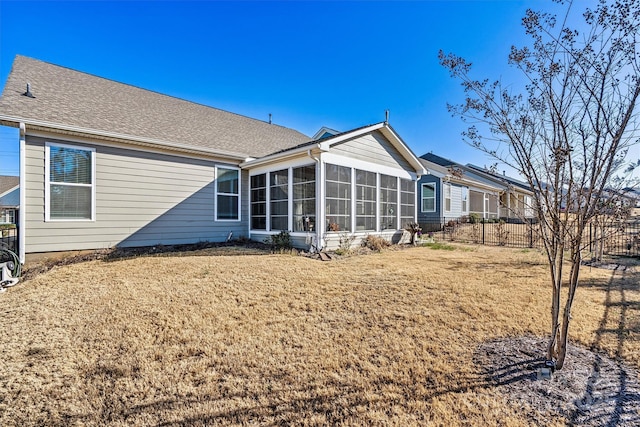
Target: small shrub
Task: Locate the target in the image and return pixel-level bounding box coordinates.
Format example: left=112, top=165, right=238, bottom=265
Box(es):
left=361, top=235, right=391, bottom=252
left=469, top=213, right=481, bottom=224
left=266, top=231, right=292, bottom=251
left=335, top=232, right=356, bottom=255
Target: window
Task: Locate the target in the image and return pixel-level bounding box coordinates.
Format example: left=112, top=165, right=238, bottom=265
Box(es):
left=444, top=182, right=452, bottom=212
left=46, top=143, right=95, bottom=220
left=421, top=183, right=436, bottom=213
left=400, top=179, right=415, bottom=228
left=325, top=164, right=351, bottom=232
left=470, top=190, right=484, bottom=215
left=270, top=169, right=289, bottom=230
left=355, top=170, right=376, bottom=231
left=293, top=165, right=316, bottom=232
left=216, top=167, right=240, bottom=220
left=461, top=187, right=469, bottom=213
left=250, top=174, right=267, bottom=230
left=379, top=174, right=397, bottom=230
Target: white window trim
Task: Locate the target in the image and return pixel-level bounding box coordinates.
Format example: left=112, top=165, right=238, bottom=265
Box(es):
left=45, top=141, right=96, bottom=222
left=421, top=182, right=436, bottom=213
left=215, top=165, right=241, bottom=222
left=461, top=186, right=469, bottom=213
left=443, top=182, right=452, bottom=213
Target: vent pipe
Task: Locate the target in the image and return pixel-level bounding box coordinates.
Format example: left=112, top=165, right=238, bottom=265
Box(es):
left=23, top=83, right=35, bottom=98
left=268, top=113, right=272, bottom=124
left=385, top=109, right=389, bottom=124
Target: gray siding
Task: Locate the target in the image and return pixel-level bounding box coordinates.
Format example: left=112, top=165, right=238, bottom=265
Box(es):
left=24, top=135, right=249, bottom=253
left=446, top=183, right=464, bottom=218
left=331, top=131, right=412, bottom=170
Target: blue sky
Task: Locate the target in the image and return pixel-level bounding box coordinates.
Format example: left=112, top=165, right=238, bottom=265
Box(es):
left=0, top=0, right=590, bottom=178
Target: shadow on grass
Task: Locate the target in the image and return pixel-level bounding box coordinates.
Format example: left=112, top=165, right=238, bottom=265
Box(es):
left=569, top=265, right=640, bottom=426
left=75, top=372, right=502, bottom=426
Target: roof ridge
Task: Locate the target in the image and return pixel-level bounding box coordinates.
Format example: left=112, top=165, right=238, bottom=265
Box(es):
left=12, top=55, right=304, bottom=134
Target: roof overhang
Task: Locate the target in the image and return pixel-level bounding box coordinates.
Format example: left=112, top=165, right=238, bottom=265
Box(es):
left=240, top=142, right=329, bottom=169
left=0, top=115, right=249, bottom=162
left=241, top=122, right=427, bottom=176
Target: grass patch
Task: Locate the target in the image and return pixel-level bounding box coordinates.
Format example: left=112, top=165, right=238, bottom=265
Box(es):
left=422, top=241, right=456, bottom=250
left=1, top=245, right=638, bottom=425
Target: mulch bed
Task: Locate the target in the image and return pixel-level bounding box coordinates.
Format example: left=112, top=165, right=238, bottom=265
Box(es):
left=474, top=335, right=640, bottom=426
left=20, top=240, right=274, bottom=281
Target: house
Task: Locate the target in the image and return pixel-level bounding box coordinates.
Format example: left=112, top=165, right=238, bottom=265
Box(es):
left=417, top=157, right=503, bottom=228
left=0, top=56, right=426, bottom=262
left=465, top=164, right=535, bottom=220
left=417, top=153, right=535, bottom=228
left=0, top=176, right=19, bottom=224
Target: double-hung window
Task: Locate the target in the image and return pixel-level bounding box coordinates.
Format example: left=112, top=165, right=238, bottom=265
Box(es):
left=461, top=187, right=469, bottom=213
left=216, top=167, right=240, bottom=221
left=421, top=183, right=436, bottom=213
left=46, top=143, right=95, bottom=221
left=443, top=182, right=452, bottom=212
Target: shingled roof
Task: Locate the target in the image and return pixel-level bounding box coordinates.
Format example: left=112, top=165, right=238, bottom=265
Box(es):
left=0, top=56, right=310, bottom=159
left=0, top=175, right=19, bottom=195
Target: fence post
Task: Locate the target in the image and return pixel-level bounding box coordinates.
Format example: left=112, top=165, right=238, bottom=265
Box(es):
left=589, top=222, right=592, bottom=253
left=482, top=220, right=485, bottom=245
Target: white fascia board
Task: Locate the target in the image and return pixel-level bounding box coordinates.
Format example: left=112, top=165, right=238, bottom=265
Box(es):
left=0, top=115, right=249, bottom=161
left=247, top=156, right=316, bottom=176
left=240, top=144, right=323, bottom=169
left=424, top=168, right=446, bottom=179
left=0, top=185, right=19, bottom=199
left=323, top=123, right=386, bottom=146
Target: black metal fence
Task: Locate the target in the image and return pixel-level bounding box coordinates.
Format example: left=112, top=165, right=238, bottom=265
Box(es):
left=419, top=217, right=640, bottom=257
left=0, top=226, right=18, bottom=254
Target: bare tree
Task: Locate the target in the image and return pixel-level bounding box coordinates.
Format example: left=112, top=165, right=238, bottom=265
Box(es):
left=439, top=0, right=639, bottom=370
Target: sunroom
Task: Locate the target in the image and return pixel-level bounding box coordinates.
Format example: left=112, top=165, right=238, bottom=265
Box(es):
left=240, top=123, right=427, bottom=251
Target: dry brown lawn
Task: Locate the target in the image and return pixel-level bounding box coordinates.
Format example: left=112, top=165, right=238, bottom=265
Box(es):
left=1, top=245, right=638, bottom=426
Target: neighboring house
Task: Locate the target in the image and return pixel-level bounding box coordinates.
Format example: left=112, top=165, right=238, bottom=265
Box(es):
left=0, top=176, right=19, bottom=224
left=417, top=153, right=535, bottom=226
left=465, top=164, right=535, bottom=220
left=417, top=158, right=503, bottom=227
left=0, top=56, right=426, bottom=261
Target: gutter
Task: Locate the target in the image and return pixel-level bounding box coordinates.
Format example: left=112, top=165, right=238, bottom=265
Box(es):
left=240, top=143, right=329, bottom=169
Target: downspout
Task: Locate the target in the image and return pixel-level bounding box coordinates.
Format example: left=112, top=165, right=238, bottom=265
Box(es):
left=307, top=150, right=323, bottom=252
left=18, top=123, right=26, bottom=264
